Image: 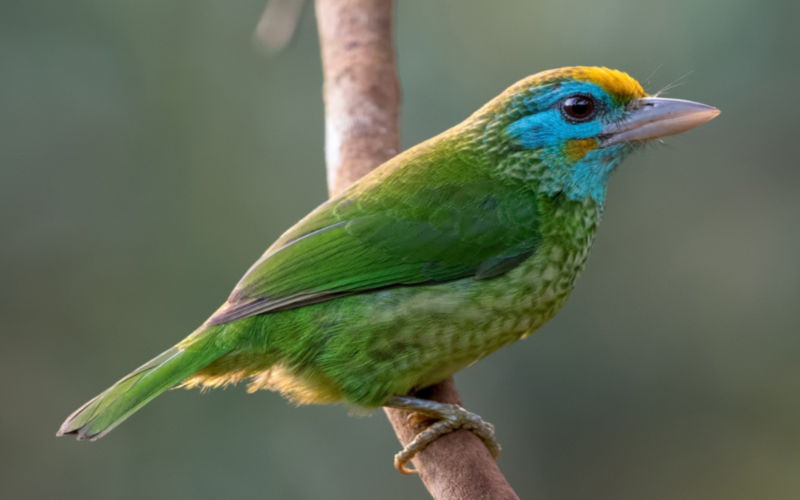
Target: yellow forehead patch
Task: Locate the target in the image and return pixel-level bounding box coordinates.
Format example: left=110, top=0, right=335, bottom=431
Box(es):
left=569, top=67, right=646, bottom=101
left=530, top=66, right=647, bottom=104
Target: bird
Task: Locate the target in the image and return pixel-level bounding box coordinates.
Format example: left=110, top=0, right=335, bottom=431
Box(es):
left=57, top=66, right=719, bottom=473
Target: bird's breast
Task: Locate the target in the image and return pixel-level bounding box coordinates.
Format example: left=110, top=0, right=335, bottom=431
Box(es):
left=481, top=197, right=601, bottom=341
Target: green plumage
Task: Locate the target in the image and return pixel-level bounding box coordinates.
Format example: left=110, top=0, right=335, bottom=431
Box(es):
left=58, top=328, right=229, bottom=439
left=58, top=66, right=718, bottom=441
left=218, top=134, right=543, bottom=323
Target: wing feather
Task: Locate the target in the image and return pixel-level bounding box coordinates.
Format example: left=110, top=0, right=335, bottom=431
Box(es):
left=210, top=148, right=542, bottom=325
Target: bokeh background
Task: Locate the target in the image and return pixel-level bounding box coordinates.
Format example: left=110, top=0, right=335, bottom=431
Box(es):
left=2, top=0, right=799, bottom=498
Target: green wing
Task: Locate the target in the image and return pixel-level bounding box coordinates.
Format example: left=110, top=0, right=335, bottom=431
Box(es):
left=209, top=148, right=542, bottom=325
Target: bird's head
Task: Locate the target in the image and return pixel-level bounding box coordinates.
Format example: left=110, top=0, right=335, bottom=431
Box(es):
left=475, top=67, right=719, bottom=204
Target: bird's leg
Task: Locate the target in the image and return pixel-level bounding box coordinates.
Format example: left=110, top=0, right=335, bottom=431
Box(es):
left=384, top=395, right=501, bottom=474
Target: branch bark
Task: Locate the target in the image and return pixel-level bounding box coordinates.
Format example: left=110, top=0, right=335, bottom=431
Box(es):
left=315, top=1, right=519, bottom=498
left=316, top=0, right=399, bottom=196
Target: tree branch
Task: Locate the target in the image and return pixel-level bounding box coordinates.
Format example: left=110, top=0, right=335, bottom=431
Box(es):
left=314, top=1, right=519, bottom=498
left=316, top=0, right=399, bottom=196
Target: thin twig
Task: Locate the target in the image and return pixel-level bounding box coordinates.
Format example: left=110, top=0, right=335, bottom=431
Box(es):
left=255, top=0, right=306, bottom=55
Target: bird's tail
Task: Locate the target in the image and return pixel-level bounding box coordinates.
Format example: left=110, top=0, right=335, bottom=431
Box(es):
left=57, top=326, right=229, bottom=441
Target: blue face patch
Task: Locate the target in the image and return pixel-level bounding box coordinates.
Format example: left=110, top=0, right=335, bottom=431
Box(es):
left=504, top=80, right=634, bottom=204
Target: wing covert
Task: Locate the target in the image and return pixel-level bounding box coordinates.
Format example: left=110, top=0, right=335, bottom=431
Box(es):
left=210, top=152, right=542, bottom=325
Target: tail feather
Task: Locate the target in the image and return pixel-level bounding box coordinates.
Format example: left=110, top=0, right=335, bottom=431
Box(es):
left=58, top=331, right=227, bottom=441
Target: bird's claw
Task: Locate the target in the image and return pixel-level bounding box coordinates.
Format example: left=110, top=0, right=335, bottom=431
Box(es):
left=392, top=403, right=501, bottom=474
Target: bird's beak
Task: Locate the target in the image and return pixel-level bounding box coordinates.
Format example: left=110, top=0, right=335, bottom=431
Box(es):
left=600, top=97, right=720, bottom=147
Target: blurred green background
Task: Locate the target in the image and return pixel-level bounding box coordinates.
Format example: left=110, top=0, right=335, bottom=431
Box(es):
left=2, top=0, right=799, bottom=498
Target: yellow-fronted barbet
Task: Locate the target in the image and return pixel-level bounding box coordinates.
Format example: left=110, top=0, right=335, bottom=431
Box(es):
left=58, top=67, right=719, bottom=473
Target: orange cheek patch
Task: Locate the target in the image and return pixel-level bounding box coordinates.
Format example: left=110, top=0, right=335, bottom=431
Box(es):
left=563, top=138, right=599, bottom=162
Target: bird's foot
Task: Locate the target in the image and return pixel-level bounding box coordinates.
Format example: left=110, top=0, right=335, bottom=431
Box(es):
left=384, top=396, right=501, bottom=474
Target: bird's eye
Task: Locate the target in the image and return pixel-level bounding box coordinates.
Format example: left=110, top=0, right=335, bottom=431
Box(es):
left=561, top=95, right=596, bottom=121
